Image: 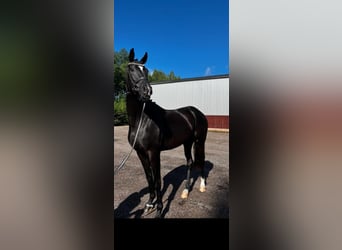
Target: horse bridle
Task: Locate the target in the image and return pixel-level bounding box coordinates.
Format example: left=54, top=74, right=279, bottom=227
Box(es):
left=127, top=62, right=145, bottom=66
left=114, top=62, right=147, bottom=175
left=127, top=62, right=148, bottom=84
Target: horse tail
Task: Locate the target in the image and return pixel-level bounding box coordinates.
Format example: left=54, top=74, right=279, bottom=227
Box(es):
left=194, top=138, right=206, bottom=169
left=190, top=107, right=208, bottom=169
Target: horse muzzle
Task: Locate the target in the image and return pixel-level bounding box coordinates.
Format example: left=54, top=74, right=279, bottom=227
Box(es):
left=139, top=93, right=151, bottom=102
left=139, top=84, right=152, bottom=102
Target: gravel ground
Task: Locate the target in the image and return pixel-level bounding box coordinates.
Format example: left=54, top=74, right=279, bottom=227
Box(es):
left=114, top=126, right=229, bottom=218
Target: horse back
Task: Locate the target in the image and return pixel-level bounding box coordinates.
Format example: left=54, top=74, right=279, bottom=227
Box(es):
left=161, top=106, right=208, bottom=148
left=137, top=102, right=208, bottom=151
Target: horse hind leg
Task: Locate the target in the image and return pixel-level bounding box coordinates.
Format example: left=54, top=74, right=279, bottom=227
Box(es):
left=194, top=139, right=206, bottom=193
left=181, top=141, right=193, bottom=199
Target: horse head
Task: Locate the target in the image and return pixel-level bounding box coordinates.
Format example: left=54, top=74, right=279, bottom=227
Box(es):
left=127, top=48, right=152, bottom=102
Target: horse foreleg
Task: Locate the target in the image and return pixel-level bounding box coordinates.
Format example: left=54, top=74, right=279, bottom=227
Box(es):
left=137, top=151, right=155, bottom=211
left=149, top=151, right=163, bottom=218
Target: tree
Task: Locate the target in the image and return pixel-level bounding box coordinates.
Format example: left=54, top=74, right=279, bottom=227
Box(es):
left=168, top=71, right=180, bottom=81
left=148, top=69, right=166, bottom=82
left=148, top=69, right=181, bottom=83
left=114, top=48, right=128, bottom=66
left=113, top=49, right=129, bottom=125
left=114, top=48, right=129, bottom=96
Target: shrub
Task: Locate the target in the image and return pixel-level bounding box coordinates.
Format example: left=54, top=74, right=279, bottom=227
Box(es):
left=114, top=95, right=128, bottom=125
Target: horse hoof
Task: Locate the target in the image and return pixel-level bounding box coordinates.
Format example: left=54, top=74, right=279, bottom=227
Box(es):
left=200, top=178, right=206, bottom=192
left=144, top=203, right=154, bottom=212
left=181, top=189, right=189, bottom=199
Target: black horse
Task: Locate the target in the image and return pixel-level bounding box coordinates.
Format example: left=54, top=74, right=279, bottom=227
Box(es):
left=125, top=48, right=208, bottom=218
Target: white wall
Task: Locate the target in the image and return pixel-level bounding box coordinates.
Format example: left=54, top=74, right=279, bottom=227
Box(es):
left=150, top=76, right=229, bottom=116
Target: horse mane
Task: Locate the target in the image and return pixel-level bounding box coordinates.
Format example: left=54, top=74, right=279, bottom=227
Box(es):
left=144, top=100, right=168, bottom=130
left=145, top=100, right=164, bottom=114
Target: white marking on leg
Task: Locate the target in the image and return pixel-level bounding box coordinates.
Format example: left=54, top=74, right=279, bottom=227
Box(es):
left=200, top=177, right=206, bottom=192
left=181, top=189, right=189, bottom=199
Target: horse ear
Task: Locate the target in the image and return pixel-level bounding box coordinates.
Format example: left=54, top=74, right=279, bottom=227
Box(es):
left=140, top=52, right=148, bottom=64
left=129, top=48, right=135, bottom=62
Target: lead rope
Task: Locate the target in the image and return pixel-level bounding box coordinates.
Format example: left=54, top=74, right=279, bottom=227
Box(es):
left=114, top=102, right=146, bottom=175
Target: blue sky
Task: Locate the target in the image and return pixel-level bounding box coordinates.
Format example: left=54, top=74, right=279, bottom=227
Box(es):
left=114, top=0, right=229, bottom=79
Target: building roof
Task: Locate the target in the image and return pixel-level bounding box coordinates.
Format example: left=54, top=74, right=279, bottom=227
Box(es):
left=151, top=74, right=229, bottom=85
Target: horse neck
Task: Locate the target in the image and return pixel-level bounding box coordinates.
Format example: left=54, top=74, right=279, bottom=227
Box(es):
left=126, top=93, right=144, bottom=128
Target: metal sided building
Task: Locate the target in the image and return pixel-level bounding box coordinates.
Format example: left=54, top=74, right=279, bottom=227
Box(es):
left=150, top=74, right=229, bottom=130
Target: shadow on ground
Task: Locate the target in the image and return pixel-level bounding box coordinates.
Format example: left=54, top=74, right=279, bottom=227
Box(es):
left=113, top=187, right=149, bottom=218
left=114, top=161, right=214, bottom=218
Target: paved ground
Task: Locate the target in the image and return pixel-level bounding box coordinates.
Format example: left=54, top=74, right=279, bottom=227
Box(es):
left=114, top=126, right=229, bottom=218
